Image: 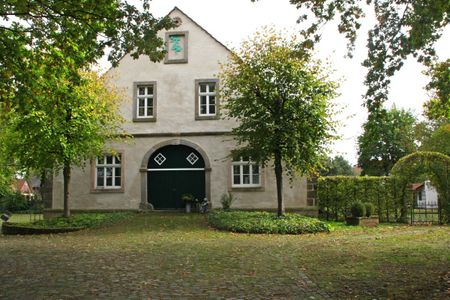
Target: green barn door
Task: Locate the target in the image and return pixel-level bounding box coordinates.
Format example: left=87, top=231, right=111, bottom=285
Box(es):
left=147, top=145, right=205, bottom=210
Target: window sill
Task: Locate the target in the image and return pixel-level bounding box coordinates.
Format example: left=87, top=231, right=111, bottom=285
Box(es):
left=195, top=115, right=219, bottom=120
left=91, top=188, right=124, bottom=194
left=133, top=117, right=157, bottom=123
left=231, top=186, right=264, bottom=192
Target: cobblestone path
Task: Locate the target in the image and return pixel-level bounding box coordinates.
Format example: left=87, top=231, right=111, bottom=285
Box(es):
left=0, top=214, right=329, bottom=299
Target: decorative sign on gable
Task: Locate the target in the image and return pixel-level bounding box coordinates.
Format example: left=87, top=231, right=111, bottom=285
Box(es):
left=165, top=31, right=188, bottom=64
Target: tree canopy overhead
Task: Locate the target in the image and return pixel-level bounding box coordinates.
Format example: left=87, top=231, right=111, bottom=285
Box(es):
left=253, top=0, right=449, bottom=112
left=423, top=59, right=450, bottom=124
left=0, top=0, right=174, bottom=108
left=220, top=29, right=337, bottom=216
left=0, top=0, right=173, bottom=66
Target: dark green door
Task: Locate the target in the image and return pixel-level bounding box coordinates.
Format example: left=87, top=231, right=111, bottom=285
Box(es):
left=147, top=145, right=205, bottom=210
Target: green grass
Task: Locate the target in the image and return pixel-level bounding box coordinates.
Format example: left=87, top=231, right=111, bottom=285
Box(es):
left=0, top=213, right=449, bottom=299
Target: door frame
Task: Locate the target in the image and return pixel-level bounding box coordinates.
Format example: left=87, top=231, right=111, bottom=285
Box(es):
left=139, top=139, right=211, bottom=209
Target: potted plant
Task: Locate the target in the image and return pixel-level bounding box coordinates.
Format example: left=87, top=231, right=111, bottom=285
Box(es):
left=181, top=193, right=195, bottom=213
left=346, top=202, right=379, bottom=226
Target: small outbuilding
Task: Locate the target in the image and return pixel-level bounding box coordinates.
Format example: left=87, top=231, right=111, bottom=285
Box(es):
left=411, top=180, right=438, bottom=209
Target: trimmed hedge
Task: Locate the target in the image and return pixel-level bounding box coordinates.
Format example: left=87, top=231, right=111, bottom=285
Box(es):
left=317, top=176, right=409, bottom=222
left=1, top=212, right=133, bottom=235
left=208, top=210, right=331, bottom=234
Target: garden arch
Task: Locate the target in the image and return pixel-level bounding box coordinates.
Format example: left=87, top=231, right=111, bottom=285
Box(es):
left=391, top=151, right=450, bottom=224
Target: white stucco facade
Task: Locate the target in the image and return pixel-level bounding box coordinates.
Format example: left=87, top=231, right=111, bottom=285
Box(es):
left=51, top=7, right=309, bottom=211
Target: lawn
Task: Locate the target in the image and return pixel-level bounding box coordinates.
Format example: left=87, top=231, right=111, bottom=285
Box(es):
left=0, top=212, right=449, bottom=299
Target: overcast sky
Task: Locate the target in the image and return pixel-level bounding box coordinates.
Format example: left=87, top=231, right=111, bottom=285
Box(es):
left=113, top=0, right=449, bottom=165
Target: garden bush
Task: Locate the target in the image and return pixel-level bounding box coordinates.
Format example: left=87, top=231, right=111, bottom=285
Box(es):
left=365, top=202, right=375, bottom=217
left=0, top=192, right=31, bottom=212
left=2, top=212, right=133, bottom=235
left=208, top=210, right=331, bottom=234
left=350, top=202, right=366, bottom=217
left=220, top=192, right=235, bottom=210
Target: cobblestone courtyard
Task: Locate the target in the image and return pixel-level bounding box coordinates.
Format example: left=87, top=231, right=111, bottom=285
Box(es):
left=1, top=213, right=449, bottom=299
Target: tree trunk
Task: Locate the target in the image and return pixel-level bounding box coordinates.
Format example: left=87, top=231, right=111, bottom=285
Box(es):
left=63, top=161, right=71, bottom=217
left=274, top=150, right=284, bottom=217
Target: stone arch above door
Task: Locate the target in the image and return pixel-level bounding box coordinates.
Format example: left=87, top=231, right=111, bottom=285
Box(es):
left=140, top=139, right=211, bottom=170
left=139, top=139, right=211, bottom=210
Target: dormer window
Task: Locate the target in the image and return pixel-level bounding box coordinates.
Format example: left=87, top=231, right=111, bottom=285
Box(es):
left=133, top=82, right=157, bottom=122
left=195, top=79, right=219, bottom=120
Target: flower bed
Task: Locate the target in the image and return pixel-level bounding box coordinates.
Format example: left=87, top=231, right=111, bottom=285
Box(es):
left=208, top=210, right=331, bottom=234
left=1, top=212, right=133, bottom=235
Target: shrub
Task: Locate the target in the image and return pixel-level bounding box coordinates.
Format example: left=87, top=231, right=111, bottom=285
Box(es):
left=0, top=192, right=31, bottom=212
left=208, top=210, right=331, bottom=234
left=365, top=202, right=375, bottom=217
left=220, top=192, right=235, bottom=210
left=350, top=202, right=366, bottom=218
left=13, top=212, right=133, bottom=229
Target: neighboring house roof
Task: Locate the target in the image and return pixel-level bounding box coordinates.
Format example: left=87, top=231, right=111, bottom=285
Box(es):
left=28, top=176, right=41, bottom=189
left=411, top=183, right=424, bottom=191
left=11, top=179, right=33, bottom=195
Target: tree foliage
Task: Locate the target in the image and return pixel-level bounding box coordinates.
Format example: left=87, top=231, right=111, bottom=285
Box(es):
left=220, top=29, right=337, bottom=216
left=259, top=0, right=450, bottom=112
left=319, top=155, right=354, bottom=176
left=423, top=59, right=450, bottom=124
left=0, top=1, right=174, bottom=216
left=0, top=67, right=125, bottom=216
left=357, top=108, right=417, bottom=176
left=420, top=123, right=450, bottom=157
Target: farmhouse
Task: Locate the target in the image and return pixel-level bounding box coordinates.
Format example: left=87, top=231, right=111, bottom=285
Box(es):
left=50, top=7, right=311, bottom=211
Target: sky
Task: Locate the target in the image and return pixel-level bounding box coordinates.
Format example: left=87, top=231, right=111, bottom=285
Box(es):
left=109, top=0, right=449, bottom=165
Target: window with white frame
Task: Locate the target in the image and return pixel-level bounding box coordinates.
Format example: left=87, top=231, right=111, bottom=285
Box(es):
left=195, top=79, right=219, bottom=119
left=136, top=84, right=154, bottom=118
left=96, top=154, right=122, bottom=189
left=232, top=157, right=261, bottom=187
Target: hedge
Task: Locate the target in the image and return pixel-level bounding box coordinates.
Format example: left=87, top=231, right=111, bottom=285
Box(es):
left=208, top=210, right=331, bottom=234
left=317, top=176, right=411, bottom=222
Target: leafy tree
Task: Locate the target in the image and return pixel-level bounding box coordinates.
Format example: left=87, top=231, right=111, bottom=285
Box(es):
left=357, top=108, right=417, bottom=176
left=252, top=0, right=450, bottom=112
left=220, top=29, right=337, bottom=217
left=0, top=1, right=174, bottom=216
left=423, top=59, right=450, bottom=124
left=1, top=66, right=125, bottom=217
left=421, top=123, right=450, bottom=157
left=319, top=155, right=354, bottom=176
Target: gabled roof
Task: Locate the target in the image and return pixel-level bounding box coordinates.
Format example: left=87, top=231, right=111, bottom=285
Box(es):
left=168, top=6, right=231, bottom=53
left=411, top=183, right=424, bottom=191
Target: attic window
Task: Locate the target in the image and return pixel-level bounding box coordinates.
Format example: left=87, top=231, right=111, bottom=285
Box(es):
left=165, top=31, right=188, bottom=64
